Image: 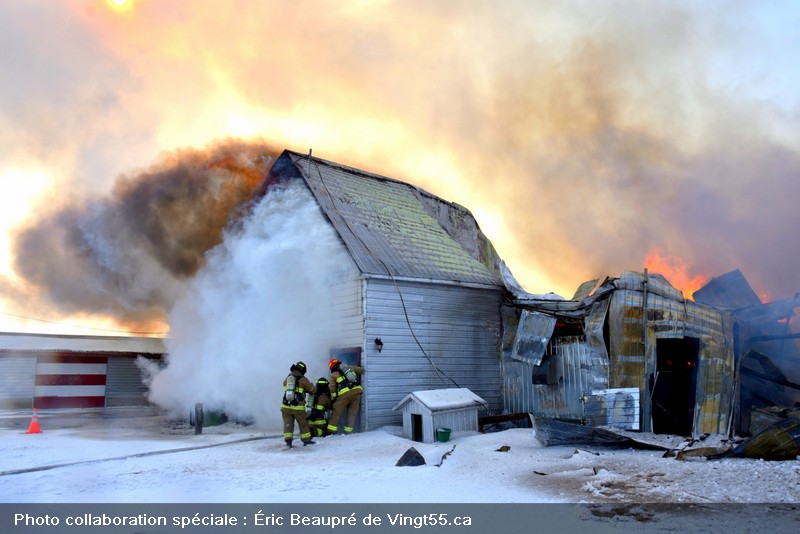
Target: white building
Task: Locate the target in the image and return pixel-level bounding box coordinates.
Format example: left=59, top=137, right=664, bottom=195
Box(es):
left=263, top=150, right=510, bottom=430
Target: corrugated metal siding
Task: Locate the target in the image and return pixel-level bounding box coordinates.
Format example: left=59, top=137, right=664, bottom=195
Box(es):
left=363, top=279, right=503, bottom=430
left=694, top=312, right=735, bottom=436
left=532, top=336, right=609, bottom=420
left=503, top=298, right=610, bottom=420
left=0, top=354, right=36, bottom=408
left=608, top=283, right=734, bottom=436
left=106, top=356, right=151, bottom=406
left=608, top=289, right=649, bottom=391
left=510, top=310, right=556, bottom=365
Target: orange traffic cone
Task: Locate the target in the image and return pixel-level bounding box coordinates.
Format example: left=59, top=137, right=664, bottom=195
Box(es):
left=24, top=408, right=42, bottom=434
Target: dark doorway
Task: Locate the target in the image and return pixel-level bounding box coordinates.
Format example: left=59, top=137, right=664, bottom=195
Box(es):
left=411, top=414, right=423, bottom=442
left=652, top=337, right=699, bottom=436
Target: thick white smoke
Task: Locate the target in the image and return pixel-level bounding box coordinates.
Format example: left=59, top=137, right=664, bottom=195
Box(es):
left=147, top=180, right=355, bottom=430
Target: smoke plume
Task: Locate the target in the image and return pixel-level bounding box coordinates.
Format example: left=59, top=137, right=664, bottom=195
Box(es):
left=11, top=140, right=280, bottom=330
left=2, top=1, right=799, bottom=333
left=147, top=180, right=355, bottom=427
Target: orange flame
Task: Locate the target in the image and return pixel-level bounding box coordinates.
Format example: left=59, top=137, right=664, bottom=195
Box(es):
left=644, top=248, right=709, bottom=300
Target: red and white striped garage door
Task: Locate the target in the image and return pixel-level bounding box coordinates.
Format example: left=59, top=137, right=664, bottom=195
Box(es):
left=34, top=354, right=107, bottom=409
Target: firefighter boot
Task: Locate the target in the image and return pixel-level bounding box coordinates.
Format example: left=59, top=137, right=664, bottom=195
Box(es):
left=285, top=439, right=293, bottom=449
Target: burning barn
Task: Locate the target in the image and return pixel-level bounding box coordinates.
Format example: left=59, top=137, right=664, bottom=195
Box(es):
left=259, top=150, right=509, bottom=431
left=503, top=270, right=737, bottom=438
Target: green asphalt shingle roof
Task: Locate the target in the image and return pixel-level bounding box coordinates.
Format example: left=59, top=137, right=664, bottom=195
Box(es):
left=270, top=150, right=503, bottom=287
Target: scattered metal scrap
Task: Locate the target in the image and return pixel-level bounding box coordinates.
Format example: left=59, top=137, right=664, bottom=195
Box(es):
left=532, top=412, right=800, bottom=462
left=395, top=447, right=426, bottom=467
left=530, top=415, right=670, bottom=451
left=729, top=416, right=800, bottom=461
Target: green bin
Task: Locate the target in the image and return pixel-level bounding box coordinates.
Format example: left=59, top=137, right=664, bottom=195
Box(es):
left=435, top=427, right=452, bottom=442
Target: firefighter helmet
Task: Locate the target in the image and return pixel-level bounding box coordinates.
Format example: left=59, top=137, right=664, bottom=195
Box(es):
left=291, top=361, right=307, bottom=375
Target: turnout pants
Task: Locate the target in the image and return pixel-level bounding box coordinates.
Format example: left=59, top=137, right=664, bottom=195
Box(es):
left=281, top=407, right=313, bottom=444
left=326, top=390, right=362, bottom=434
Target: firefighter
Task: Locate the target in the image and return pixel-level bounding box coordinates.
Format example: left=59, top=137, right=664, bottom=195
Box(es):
left=308, top=377, right=332, bottom=438
left=281, top=361, right=317, bottom=448
left=326, top=359, right=364, bottom=435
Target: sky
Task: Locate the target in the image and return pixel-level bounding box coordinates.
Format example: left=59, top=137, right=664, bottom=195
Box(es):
left=1, top=0, right=800, bottom=336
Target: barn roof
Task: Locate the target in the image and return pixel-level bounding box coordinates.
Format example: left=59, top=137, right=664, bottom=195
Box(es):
left=264, top=150, right=504, bottom=288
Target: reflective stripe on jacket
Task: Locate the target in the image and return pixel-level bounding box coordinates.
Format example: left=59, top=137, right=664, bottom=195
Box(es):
left=330, top=365, right=364, bottom=400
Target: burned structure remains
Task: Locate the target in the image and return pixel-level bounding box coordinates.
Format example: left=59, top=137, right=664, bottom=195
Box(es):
left=692, top=269, right=800, bottom=436
left=504, top=269, right=799, bottom=440
left=503, top=271, right=735, bottom=438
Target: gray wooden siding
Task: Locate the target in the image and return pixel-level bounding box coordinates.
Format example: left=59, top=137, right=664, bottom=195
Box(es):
left=362, top=279, right=503, bottom=430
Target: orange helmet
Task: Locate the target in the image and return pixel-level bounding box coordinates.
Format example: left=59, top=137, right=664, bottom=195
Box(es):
left=328, top=358, right=341, bottom=371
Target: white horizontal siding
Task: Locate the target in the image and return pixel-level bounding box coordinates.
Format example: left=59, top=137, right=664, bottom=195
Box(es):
left=363, top=278, right=503, bottom=430
left=329, top=265, right=364, bottom=349
left=36, top=363, right=107, bottom=375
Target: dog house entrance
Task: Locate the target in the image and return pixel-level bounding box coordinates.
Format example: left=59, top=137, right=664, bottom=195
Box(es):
left=652, top=337, right=699, bottom=436
left=411, top=414, right=423, bottom=442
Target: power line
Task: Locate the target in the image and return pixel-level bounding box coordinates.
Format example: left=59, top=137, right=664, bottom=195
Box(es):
left=0, top=311, right=168, bottom=336
left=309, top=154, right=460, bottom=388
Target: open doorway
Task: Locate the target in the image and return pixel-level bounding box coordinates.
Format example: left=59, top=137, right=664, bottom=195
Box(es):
left=411, top=413, right=423, bottom=442
left=652, top=337, right=699, bottom=436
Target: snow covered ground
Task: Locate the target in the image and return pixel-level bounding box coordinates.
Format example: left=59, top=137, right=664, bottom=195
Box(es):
left=2, top=406, right=799, bottom=506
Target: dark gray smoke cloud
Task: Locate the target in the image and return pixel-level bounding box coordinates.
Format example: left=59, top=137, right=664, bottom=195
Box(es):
left=11, top=140, right=281, bottom=328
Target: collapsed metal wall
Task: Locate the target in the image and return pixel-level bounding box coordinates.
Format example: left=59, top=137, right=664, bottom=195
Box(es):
left=504, top=271, right=735, bottom=437
left=502, top=299, right=611, bottom=422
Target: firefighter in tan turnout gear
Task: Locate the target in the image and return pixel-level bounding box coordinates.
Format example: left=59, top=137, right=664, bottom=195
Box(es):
left=326, top=359, right=364, bottom=435
left=308, top=377, right=332, bottom=438
left=281, top=361, right=317, bottom=448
